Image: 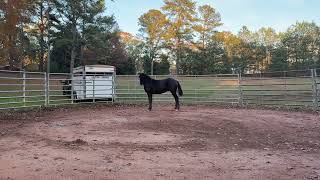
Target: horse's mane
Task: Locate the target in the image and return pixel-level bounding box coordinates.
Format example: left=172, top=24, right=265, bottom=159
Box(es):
left=139, top=73, right=153, bottom=84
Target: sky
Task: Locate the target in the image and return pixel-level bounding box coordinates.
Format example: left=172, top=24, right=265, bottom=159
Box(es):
left=105, top=0, right=320, bottom=35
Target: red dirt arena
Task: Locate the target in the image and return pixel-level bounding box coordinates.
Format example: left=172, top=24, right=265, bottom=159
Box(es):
left=0, top=105, right=320, bottom=180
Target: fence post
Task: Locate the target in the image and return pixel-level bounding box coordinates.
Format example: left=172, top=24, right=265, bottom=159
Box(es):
left=71, top=73, right=74, bottom=104
left=284, top=71, right=287, bottom=101
left=93, top=75, right=95, bottom=103
left=22, top=70, right=26, bottom=107
left=44, top=72, right=48, bottom=106
left=134, top=75, right=137, bottom=102
left=194, top=87, right=196, bottom=104
left=112, top=72, right=115, bottom=103
left=237, top=70, right=244, bottom=107
left=47, top=73, right=50, bottom=106
left=196, top=88, right=198, bottom=109
left=311, top=69, right=319, bottom=110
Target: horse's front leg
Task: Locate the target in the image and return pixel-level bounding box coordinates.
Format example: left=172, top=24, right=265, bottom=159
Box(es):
left=147, top=93, right=153, bottom=111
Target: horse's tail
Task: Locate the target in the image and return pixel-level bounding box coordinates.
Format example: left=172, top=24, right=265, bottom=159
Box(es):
left=177, top=81, right=183, bottom=96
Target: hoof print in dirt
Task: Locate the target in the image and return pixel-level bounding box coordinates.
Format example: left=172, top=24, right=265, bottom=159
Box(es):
left=72, top=139, right=87, bottom=145
left=64, top=139, right=88, bottom=147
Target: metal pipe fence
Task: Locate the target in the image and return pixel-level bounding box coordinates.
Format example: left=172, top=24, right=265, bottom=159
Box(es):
left=115, top=74, right=240, bottom=105
left=0, top=69, right=319, bottom=110
left=241, top=69, right=319, bottom=109
left=0, top=70, right=46, bottom=110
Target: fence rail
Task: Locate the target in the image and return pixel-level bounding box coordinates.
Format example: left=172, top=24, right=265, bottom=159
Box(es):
left=0, top=69, right=319, bottom=110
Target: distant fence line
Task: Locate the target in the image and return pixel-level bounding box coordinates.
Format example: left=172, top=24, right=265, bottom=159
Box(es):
left=0, top=69, right=319, bottom=110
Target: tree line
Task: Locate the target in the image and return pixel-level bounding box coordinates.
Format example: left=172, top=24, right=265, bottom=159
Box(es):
left=1, top=0, right=320, bottom=75
left=132, top=0, right=320, bottom=75
left=0, top=0, right=135, bottom=74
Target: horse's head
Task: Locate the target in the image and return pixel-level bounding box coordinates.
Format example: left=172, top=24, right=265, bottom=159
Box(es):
left=60, top=79, right=71, bottom=85
left=60, top=80, right=67, bottom=85
left=138, top=73, right=149, bottom=85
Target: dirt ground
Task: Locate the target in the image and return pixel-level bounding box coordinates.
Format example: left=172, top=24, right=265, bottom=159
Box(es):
left=0, top=105, right=320, bottom=180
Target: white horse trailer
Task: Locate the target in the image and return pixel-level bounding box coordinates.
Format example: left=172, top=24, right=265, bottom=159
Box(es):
left=72, top=65, right=116, bottom=101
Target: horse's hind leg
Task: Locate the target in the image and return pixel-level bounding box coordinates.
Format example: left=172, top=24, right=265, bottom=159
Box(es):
left=147, top=93, right=153, bottom=111
left=171, top=91, right=179, bottom=110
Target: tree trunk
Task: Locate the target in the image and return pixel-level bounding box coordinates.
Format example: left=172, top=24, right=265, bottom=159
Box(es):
left=70, top=22, right=77, bottom=74
left=315, top=47, right=320, bottom=68
left=80, top=44, right=84, bottom=66
left=150, top=50, right=154, bottom=75
left=39, top=34, right=44, bottom=71
left=39, top=2, right=44, bottom=71
left=150, top=47, right=155, bottom=75
left=202, top=33, right=205, bottom=49
left=80, top=15, right=85, bottom=66
left=70, top=45, right=76, bottom=74
left=176, top=37, right=181, bottom=75
left=151, top=58, right=154, bottom=75
left=265, top=47, right=269, bottom=71
left=8, top=35, right=16, bottom=70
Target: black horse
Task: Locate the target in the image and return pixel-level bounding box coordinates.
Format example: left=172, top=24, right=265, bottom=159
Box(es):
left=60, top=79, right=72, bottom=96
left=60, top=79, right=76, bottom=99
left=138, top=73, right=183, bottom=111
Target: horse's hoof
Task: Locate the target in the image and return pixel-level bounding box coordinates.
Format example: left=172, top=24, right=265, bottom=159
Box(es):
left=175, top=109, right=179, bottom=112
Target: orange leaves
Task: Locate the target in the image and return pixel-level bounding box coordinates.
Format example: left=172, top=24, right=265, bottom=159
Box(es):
left=138, top=9, right=168, bottom=43
left=0, top=0, right=35, bottom=67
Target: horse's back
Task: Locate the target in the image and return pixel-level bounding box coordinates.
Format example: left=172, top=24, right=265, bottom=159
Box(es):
left=149, top=78, right=177, bottom=94
left=159, top=78, right=177, bottom=87
left=166, top=78, right=179, bottom=86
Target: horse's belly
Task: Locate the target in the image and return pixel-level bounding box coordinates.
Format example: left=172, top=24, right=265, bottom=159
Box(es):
left=153, top=89, right=168, bottom=94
